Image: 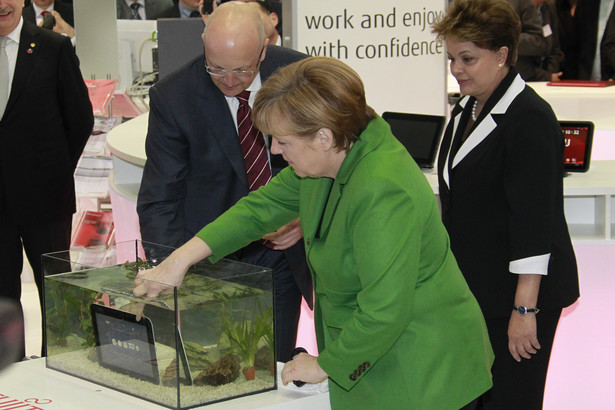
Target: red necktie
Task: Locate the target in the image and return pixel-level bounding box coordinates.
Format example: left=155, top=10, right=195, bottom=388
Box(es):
left=236, top=90, right=272, bottom=191
left=237, top=91, right=275, bottom=249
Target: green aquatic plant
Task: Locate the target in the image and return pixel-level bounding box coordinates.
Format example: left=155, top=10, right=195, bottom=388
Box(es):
left=46, top=280, right=101, bottom=349
left=123, top=257, right=154, bottom=278
left=221, top=300, right=273, bottom=377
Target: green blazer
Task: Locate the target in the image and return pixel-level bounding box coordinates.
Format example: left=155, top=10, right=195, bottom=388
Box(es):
left=198, top=117, right=493, bottom=409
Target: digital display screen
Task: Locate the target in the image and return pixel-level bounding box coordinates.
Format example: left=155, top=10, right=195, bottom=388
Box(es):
left=382, top=112, right=445, bottom=168
left=91, top=304, right=159, bottom=384
left=560, top=121, right=594, bottom=173
left=562, top=126, right=589, bottom=166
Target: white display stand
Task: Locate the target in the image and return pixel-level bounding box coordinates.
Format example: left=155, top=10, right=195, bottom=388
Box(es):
left=106, top=113, right=148, bottom=203
left=108, top=114, right=615, bottom=244
left=422, top=160, right=615, bottom=243
left=0, top=359, right=330, bottom=410
left=526, top=82, right=615, bottom=130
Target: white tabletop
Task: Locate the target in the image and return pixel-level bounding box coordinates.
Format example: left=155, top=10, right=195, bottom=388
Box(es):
left=422, top=160, right=615, bottom=196
left=0, top=359, right=330, bottom=410
left=106, top=113, right=149, bottom=167
left=448, top=72, right=615, bottom=130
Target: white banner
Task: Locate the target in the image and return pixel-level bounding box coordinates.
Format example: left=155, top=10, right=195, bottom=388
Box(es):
left=284, top=0, right=448, bottom=116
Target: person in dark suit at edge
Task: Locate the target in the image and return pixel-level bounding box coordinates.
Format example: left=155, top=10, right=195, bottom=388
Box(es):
left=574, top=0, right=615, bottom=80
left=507, top=0, right=551, bottom=80
left=555, top=0, right=579, bottom=79
left=0, top=0, right=94, bottom=359
left=137, top=1, right=312, bottom=362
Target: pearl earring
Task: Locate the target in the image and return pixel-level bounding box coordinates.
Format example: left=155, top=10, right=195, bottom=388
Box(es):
left=498, top=63, right=503, bottom=68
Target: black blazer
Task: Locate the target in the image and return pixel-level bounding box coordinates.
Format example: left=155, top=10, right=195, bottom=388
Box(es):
left=155, top=4, right=180, bottom=18
left=438, top=68, right=579, bottom=318
left=116, top=0, right=172, bottom=20
left=22, top=1, right=75, bottom=27
left=0, top=20, right=93, bottom=224
left=137, top=45, right=312, bottom=306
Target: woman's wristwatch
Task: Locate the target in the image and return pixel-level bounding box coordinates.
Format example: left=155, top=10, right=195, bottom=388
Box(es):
left=513, top=305, right=540, bottom=315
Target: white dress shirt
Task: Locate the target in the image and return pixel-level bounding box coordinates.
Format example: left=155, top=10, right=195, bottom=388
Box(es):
left=2, top=18, right=22, bottom=101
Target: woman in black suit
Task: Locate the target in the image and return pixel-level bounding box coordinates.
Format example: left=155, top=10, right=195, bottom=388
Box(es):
left=432, top=1, right=580, bottom=409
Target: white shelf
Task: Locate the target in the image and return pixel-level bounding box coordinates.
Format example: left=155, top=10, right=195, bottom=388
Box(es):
left=423, top=160, right=615, bottom=243
left=562, top=161, right=615, bottom=242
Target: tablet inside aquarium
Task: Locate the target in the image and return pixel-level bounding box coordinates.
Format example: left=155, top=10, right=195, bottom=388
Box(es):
left=91, top=304, right=160, bottom=384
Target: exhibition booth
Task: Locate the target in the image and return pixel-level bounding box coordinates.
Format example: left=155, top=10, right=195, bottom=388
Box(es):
left=5, top=0, right=615, bottom=409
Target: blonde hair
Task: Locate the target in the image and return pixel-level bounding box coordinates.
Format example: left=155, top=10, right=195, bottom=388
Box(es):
left=253, top=57, right=377, bottom=152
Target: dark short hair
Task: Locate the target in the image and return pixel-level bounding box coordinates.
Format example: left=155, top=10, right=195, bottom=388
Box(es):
left=254, top=0, right=274, bottom=14
left=431, top=0, right=521, bottom=65
left=253, top=57, right=377, bottom=152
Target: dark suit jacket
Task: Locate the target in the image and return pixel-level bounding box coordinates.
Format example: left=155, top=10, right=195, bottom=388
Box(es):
left=155, top=4, right=180, bottom=18
left=137, top=45, right=312, bottom=307
left=517, top=0, right=562, bottom=81
left=116, top=0, right=172, bottom=19
left=0, top=20, right=93, bottom=224
left=22, top=1, right=75, bottom=27
left=575, top=0, right=615, bottom=79
left=556, top=0, right=579, bottom=79
left=603, top=4, right=615, bottom=79
left=508, top=0, right=551, bottom=81
left=438, top=68, right=579, bottom=319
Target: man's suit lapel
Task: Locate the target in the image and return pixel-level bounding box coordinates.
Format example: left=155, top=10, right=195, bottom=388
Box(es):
left=22, top=6, right=36, bottom=24
left=199, top=46, right=294, bottom=189
left=196, top=72, right=250, bottom=188
left=4, top=22, right=39, bottom=122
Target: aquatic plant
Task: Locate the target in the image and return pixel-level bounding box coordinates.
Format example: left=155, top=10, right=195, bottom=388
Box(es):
left=221, top=300, right=273, bottom=380
left=46, top=280, right=101, bottom=349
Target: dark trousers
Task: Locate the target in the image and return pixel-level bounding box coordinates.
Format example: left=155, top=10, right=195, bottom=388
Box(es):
left=230, top=241, right=303, bottom=363
left=479, top=309, right=562, bottom=410
left=0, top=213, right=73, bottom=359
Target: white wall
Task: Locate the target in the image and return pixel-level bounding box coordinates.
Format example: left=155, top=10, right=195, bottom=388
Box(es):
left=74, top=0, right=120, bottom=81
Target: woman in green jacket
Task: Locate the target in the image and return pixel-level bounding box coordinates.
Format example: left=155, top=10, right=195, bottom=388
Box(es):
left=135, top=56, right=493, bottom=409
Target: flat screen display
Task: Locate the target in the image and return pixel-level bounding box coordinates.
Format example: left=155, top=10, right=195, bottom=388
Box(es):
left=91, top=304, right=160, bottom=384
left=560, top=121, right=594, bottom=173
left=382, top=112, right=445, bottom=168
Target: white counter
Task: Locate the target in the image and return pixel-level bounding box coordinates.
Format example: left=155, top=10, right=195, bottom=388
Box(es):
left=423, top=160, right=615, bottom=243
left=447, top=72, right=615, bottom=130
left=0, top=358, right=330, bottom=410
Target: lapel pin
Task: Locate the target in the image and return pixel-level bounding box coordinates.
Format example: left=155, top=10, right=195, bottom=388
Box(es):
left=31, top=43, right=36, bottom=47
left=27, top=49, right=33, bottom=54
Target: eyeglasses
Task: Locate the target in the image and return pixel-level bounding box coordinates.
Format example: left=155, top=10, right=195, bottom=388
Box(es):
left=205, top=46, right=264, bottom=79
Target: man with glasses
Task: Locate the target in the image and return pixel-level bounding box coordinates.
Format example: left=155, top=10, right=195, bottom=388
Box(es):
left=137, top=1, right=311, bottom=362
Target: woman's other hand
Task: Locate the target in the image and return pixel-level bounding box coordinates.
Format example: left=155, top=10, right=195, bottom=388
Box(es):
left=262, top=218, right=303, bottom=250
left=281, top=352, right=328, bottom=386
left=508, top=313, right=541, bottom=362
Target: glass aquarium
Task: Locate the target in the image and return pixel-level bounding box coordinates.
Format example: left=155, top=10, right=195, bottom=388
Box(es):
left=43, top=240, right=276, bottom=409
